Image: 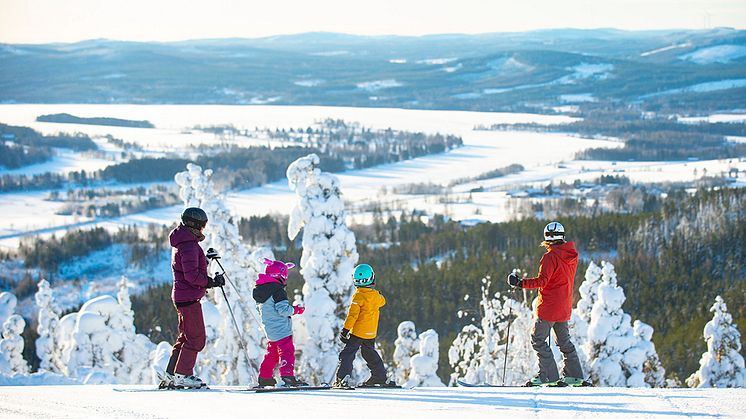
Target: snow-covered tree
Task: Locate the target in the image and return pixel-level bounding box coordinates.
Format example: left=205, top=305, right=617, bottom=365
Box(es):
left=585, top=262, right=664, bottom=387
left=407, top=329, right=444, bottom=387
left=633, top=320, right=666, bottom=387
left=568, top=261, right=604, bottom=377
left=175, top=162, right=271, bottom=385
left=116, top=278, right=156, bottom=383
left=0, top=292, right=18, bottom=326
left=0, top=314, right=30, bottom=375
left=61, top=296, right=125, bottom=382
left=59, top=291, right=155, bottom=384
left=287, top=154, right=359, bottom=384
left=575, top=261, right=603, bottom=323
left=686, top=296, right=746, bottom=388
left=35, top=279, right=63, bottom=373
left=393, top=321, right=419, bottom=385
left=448, top=278, right=535, bottom=386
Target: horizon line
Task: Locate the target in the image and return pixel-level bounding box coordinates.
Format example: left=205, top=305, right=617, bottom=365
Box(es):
left=1, top=26, right=740, bottom=46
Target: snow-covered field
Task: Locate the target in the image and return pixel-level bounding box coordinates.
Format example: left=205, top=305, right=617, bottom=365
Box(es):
left=0, top=104, right=589, bottom=248
left=642, top=79, right=746, bottom=98
left=680, top=44, right=746, bottom=64
left=1, top=105, right=744, bottom=249
left=3, top=154, right=742, bottom=250
left=678, top=114, right=746, bottom=124
left=0, top=385, right=743, bottom=418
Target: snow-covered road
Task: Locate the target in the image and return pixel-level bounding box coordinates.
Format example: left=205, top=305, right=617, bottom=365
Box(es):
left=0, top=385, right=743, bottom=418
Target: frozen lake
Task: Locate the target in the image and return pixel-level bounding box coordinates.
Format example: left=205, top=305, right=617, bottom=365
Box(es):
left=5, top=104, right=742, bottom=249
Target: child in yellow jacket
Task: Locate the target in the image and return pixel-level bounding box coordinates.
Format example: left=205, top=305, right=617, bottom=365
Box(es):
left=334, top=264, right=395, bottom=388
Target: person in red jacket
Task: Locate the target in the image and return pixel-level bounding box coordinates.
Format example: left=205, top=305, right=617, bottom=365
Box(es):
left=507, top=221, right=586, bottom=387
left=163, top=207, right=224, bottom=389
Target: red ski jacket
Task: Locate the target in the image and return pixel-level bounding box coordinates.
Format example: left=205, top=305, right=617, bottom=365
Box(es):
left=521, top=241, right=578, bottom=322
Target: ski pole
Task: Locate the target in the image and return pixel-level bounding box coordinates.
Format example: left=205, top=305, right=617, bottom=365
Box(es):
left=218, top=284, right=260, bottom=385
left=502, top=288, right=515, bottom=386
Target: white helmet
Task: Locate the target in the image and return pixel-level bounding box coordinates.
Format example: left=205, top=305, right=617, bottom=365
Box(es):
left=544, top=221, right=565, bottom=242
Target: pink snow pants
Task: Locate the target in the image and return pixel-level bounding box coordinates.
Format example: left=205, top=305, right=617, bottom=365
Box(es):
left=259, top=335, right=295, bottom=378
left=173, top=302, right=206, bottom=376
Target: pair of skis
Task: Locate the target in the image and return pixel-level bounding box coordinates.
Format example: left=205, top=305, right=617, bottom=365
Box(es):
left=242, top=382, right=403, bottom=393
left=114, top=384, right=329, bottom=393
left=456, top=379, right=592, bottom=388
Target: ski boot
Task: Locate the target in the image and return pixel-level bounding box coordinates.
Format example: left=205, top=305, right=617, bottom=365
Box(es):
left=360, top=376, right=399, bottom=388
left=157, top=371, right=176, bottom=389
left=560, top=377, right=594, bottom=387
left=257, top=377, right=277, bottom=388
left=280, top=376, right=309, bottom=387
left=172, top=373, right=207, bottom=389
left=524, top=375, right=561, bottom=387
left=332, top=375, right=354, bottom=389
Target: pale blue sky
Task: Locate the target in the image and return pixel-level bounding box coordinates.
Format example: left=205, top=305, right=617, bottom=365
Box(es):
left=1, top=0, right=744, bottom=44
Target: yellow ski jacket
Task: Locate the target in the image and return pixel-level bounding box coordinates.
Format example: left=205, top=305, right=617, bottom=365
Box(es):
left=343, top=287, right=386, bottom=339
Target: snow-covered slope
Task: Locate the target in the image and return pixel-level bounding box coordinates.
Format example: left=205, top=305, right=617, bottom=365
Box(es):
left=0, top=385, right=743, bottom=418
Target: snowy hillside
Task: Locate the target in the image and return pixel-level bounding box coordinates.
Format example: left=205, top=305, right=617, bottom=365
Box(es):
left=0, top=385, right=744, bottom=418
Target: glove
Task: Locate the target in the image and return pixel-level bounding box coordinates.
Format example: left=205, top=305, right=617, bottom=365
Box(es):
left=213, top=273, right=226, bottom=287
left=207, top=273, right=226, bottom=288
left=340, top=328, right=351, bottom=344
left=293, top=305, right=305, bottom=315
left=206, top=248, right=220, bottom=260
left=507, top=272, right=522, bottom=288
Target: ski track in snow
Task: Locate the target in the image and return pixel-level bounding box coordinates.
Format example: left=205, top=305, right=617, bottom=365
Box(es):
left=0, top=386, right=740, bottom=418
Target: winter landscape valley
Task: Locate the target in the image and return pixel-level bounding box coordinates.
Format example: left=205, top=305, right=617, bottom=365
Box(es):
left=1, top=20, right=746, bottom=419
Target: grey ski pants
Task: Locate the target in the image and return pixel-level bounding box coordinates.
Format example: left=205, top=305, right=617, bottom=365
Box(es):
left=531, top=318, right=584, bottom=382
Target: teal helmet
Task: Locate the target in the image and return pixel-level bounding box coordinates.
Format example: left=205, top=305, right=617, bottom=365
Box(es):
left=353, top=264, right=375, bottom=287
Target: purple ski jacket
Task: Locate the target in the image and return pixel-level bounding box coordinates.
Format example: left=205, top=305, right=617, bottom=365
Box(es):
left=169, top=224, right=209, bottom=303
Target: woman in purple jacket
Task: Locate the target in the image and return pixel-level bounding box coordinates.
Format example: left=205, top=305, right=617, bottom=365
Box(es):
left=163, top=207, right=224, bottom=388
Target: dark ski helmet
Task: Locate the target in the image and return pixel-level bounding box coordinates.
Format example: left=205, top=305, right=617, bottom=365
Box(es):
left=544, top=221, right=565, bottom=242
left=182, top=207, right=208, bottom=229
left=353, top=264, right=375, bottom=287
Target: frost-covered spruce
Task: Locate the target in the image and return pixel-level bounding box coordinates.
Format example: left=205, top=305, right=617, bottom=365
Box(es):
left=0, top=292, right=18, bottom=327
left=35, top=280, right=63, bottom=373
left=0, top=314, right=30, bottom=375
left=407, top=329, right=444, bottom=387
left=448, top=278, right=534, bottom=386
left=567, top=261, right=604, bottom=378
left=287, top=154, right=358, bottom=384
left=58, top=291, right=154, bottom=384
left=575, top=261, right=603, bottom=323
left=393, top=321, right=419, bottom=385
left=686, top=296, right=746, bottom=388
left=500, top=297, right=537, bottom=384
left=585, top=262, right=663, bottom=387
left=448, top=324, right=483, bottom=385
left=633, top=320, right=666, bottom=387
left=175, top=163, right=270, bottom=385
left=116, top=278, right=155, bottom=383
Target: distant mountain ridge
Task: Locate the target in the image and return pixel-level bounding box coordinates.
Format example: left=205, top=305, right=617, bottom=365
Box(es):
left=1, top=29, right=745, bottom=113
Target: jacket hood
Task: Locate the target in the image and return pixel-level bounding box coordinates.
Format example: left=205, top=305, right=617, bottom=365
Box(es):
left=253, top=281, right=283, bottom=304
left=169, top=224, right=199, bottom=248
left=549, top=241, right=579, bottom=263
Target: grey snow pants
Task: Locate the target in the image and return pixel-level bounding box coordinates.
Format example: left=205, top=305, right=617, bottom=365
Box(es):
left=531, top=318, right=584, bottom=382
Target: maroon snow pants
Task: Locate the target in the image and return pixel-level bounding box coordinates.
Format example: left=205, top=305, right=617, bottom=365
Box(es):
left=171, top=301, right=206, bottom=376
